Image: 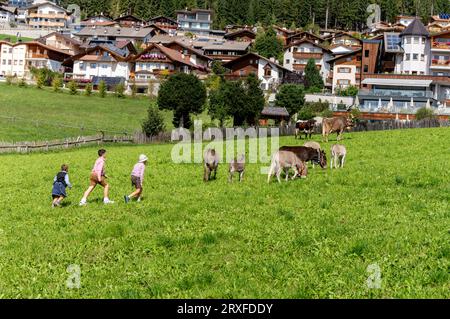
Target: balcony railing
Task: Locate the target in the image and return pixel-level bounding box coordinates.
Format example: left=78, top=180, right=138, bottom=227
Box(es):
left=359, top=89, right=434, bottom=99
left=431, top=59, right=450, bottom=67
left=432, top=42, right=450, bottom=50
left=28, top=13, right=68, bottom=19
left=293, top=52, right=322, bottom=59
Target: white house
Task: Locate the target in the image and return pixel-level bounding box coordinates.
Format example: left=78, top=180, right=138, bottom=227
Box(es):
left=395, top=18, right=430, bottom=75
left=0, top=42, right=27, bottom=77
left=283, top=38, right=332, bottom=85
left=70, top=44, right=131, bottom=81
left=0, top=6, right=16, bottom=27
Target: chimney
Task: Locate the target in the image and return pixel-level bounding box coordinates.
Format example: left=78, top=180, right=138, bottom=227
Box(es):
left=269, top=57, right=275, bottom=62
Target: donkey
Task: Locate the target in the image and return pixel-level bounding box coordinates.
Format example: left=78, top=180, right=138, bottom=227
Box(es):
left=303, top=141, right=322, bottom=169
left=267, top=151, right=307, bottom=183
left=229, top=155, right=245, bottom=182
left=330, top=144, right=347, bottom=169
left=279, top=146, right=327, bottom=169
left=204, top=148, right=219, bottom=181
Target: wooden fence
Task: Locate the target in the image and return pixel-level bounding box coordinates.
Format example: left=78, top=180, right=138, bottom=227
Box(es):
left=0, top=119, right=448, bottom=154
left=0, top=134, right=133, bottom=154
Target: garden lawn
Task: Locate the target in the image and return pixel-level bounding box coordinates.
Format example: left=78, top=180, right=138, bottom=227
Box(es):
left=0, top=84, right=213, bottom=142
left=0, top=128, right=448, bottom=298
left=0, top=34, right=33, bottom=42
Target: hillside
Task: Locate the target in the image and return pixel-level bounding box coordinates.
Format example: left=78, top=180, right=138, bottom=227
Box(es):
left=0, top=129, right=448, bottom=298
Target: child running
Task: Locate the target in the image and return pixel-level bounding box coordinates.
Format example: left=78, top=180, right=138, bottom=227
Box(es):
left=124, top=154, right=148, bottom=203
left=52, top=164, right=72, bottom=208
left=79, top=149, right=114, bottom=206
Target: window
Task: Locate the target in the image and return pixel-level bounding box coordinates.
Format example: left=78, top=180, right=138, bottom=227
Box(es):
left=285, top=59, right=290, bottom=64
left=337, top=79, right=350, bottom=85
left=338, top=67, right=351, bottom=73
left=2, top=59, right=5, bottom=65
left=90, top=63, right=97, bottom=68
left=413, top=54, right=418, bottom=61
left=405, top=37, right=411, bottom=44
left=356, top=67, right=361, bottom=74
left=413, top=37, right=419, bottom=44
left=364, top=50, right=369, bottom=58
left=363, top=65, right=368, bottom=72
left=405, top=54, right=410, bottom=61
left=420, top=54, right=424, bottom=61
left=264, top=67, right=272, bottom=77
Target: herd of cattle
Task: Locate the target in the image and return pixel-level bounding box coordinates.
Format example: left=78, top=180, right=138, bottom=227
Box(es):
left=203, top=116, right=353, bottom=183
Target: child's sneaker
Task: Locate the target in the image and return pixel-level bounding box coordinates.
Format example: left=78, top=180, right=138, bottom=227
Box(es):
left=137, top=197, right=141, bottom=202
left=104, top=199, right=115, bottom=205
left=79, top=199, right=87, bottom=206
left=124, top=195, right=130, bottom=203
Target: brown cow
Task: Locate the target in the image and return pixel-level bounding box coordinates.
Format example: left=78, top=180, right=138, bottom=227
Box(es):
left=295, top=119, right=316, bottom=139
left=267, top=150, right=307, bottom=183
left=322, top=116, right=354, bottom=142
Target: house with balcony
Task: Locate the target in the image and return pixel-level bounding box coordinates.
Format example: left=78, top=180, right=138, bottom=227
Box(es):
left=0, top=40, right=71, bottom=78
left=163, top=41, right=211, bottom=70
left=202, top=41, right=251, bottom=63
left=224, top=29, right=256, bottom=42
left=328, top=49, right=362, bottom=93
left=285, top=31, right=324, bottom=46
left=37, top=32, right=82, bottom=55
left=430, top=30, right=450, bottom=77
left=429, top=14, right=450, bottom=29
left=176, top=8, right=213, bottom=36
left=283, top=38, right=332, bottom=86
left=222, top=52, right=292, bottom=100
left=129, top=43, right=201, bottom=93
left=329, top=32, right=362, bottom=51
left=80, top=15, right=116, bottom=28
left=66, top=43, right=131, bottom=85
left=114, top=14, right=144, bottom=28
left=25, top=1, right=74, bottom=30
left=75, top=26, right=160, bottom=46
left=147, top=16, right=178, bottom=34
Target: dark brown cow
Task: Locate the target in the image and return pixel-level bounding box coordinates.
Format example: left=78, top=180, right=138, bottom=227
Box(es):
left=279, top=146, right=327, bottom=169
left=322, top=116, right=354, bottom=142
left=295, top=119, right=316, bottom=139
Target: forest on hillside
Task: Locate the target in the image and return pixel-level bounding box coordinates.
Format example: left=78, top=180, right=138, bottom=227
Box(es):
left=61, top=0, right=450, bottom=31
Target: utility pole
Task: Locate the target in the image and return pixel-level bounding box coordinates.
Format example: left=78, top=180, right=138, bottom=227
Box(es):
left=325, top=0, right=329, bottom=30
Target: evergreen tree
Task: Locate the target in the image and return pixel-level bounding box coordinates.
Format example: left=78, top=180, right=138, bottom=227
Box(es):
left=68, top=80, right=78, bottom=95
left=275, top=84, right=305, bottom=118
left=253, top=27, right=284, bottom=61
left=85, top=83, right=93, bottom=96
left=142, top=105, right=166, bottom=140
left=98, top=80, right=107, bottom=98
left=304, top=58, right=324, bottom=91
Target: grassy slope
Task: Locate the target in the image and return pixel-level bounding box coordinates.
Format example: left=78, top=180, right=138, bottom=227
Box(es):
left=0, top=84, right=212, bottom=142
left=0, top=128, right=448, bottom=298
left=0, top=34, right=33, bottom=42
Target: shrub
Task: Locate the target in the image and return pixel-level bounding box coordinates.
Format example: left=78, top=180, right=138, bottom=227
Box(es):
left=36, top=72, right=45, bottom=89
left=142, top=105, right=165, bottom=140
left=321, top=109, right=334, bottom=118
left=98, top=80, right=107, bottom=98
left=115, top=82, right=125, bottom=98
left=85, top=83, right=92, bottom=96
left=68, top=80, right=78, bottom=95
left=5, top=75, right=14, bottom=85
left=415, top=107, right=435, bottom=120
left=52, top=77, right=62, bottom=92
left=18, top=77, right=27, bottom=88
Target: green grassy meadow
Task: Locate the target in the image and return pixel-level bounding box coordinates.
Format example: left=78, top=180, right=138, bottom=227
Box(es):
left=0, top=84, right=215, bottom=142
left=0, top=128, right=448, bottom=298
left=0, top=34, right=33, bottom=42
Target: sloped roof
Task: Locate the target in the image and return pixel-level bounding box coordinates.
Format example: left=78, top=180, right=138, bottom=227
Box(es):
left=38, top=32, right=82, bottom=46
left=284, top=38, right=332, bottom=52
left=224, top=29, right=256, bottom=39
left=401, top=18, right=430, bottom=37
left=148, top=15, right=178, bottom=25
left=223, top=52, right=291, bottom=72
left=76, top=26, right=154, bottom=39
left=261, top=107, right=289, bottom=118
left=133, top=43, right=197, bottom=68
left=164, top=40, right=213, bottom=61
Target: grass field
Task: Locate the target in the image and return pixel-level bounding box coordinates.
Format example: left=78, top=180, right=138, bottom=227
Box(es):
left=0, top=128, right=448, bottom=298
left=0, top=34, right=33, bottom=42
left=0, top=84, right=214, bottom=142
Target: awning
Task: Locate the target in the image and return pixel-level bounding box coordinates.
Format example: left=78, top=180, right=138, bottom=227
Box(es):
left=361, top=78, right=433, bottom=87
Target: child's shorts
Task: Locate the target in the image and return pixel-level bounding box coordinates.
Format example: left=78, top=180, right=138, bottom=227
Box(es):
left=131, top=175, right=142, bottom=189
left=90, top=173, right=108, bottom=187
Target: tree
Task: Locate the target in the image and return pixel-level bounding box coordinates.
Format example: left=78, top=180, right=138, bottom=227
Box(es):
left=85, top=83, right=92, bottom=96
left=208, top=78, right=229, bottom=127
left=68, top=80, right=78, bottom=95
left=52, top=77, right=62, bottom=92
left=253, top=27, right=283, bottom=61
left=221, top=79, right=248, bottom=126
left=415, top=107, right=435, bottom=120
left=304, top=58, right=324, bottom=91
left=142, top=105, right=166, bottom=140
left=157, top=73, right=207, bottom=128
left=275, top=84, right=305, bottom=118
left=244, top=73, right=265, bottom=125
left=98, top=80, right=107, bottom=98
left=211, top=60, right=226, bottom=76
